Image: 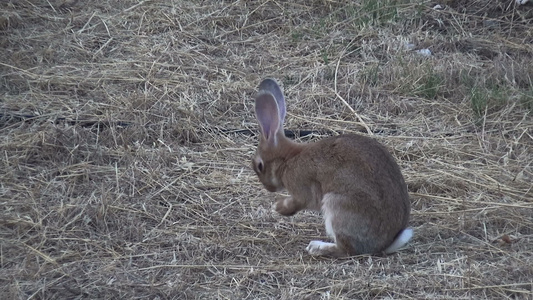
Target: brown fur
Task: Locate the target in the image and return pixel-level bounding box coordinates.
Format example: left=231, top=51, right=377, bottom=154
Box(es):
left=252, top=79, right=412, bottom=257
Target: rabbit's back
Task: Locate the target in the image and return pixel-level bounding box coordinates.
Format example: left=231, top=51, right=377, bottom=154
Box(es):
left=289, top=133, right=410, bottom=237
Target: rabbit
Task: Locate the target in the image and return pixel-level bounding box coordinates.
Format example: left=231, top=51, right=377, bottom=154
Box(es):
left=251, top=78, right=413, bottom=257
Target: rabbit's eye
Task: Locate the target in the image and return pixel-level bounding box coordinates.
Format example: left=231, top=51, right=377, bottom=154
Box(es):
left=257, top=161, right=264, bottom=173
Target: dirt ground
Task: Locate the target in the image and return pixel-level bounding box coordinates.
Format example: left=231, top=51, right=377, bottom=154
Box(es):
left=1, top=0, right=532, bottom=299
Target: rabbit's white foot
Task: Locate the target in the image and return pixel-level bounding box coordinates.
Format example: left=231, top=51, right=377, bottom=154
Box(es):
left=306, top=240, right=338, bottom=256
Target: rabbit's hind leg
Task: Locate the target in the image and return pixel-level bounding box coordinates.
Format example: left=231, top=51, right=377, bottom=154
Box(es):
left=305, top=195, right=351, bottom=257
left=306, top=240, right=345, bottom=257
left=314, top=193, right=373, bottom=256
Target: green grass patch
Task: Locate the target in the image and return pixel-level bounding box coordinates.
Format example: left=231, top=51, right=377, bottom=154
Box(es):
left=415, top=70, right=443, bottom=100
left=394, top=61, right=443, bottom=100
left=470, top=86, right=488, bottom=118
left=320, top=48, right=330, bottom=65
left=290, top=31, right=303, bottom=44
left=519, top=88, right=533, bottom=112
left=344, top=0, right=405, bottom=29
left=469, top=85, right=510, bottom=119
left=360, top=63, right=381, bottom=87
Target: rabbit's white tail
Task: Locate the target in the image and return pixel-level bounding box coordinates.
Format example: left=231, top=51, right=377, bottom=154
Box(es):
left=384, top=228, right=413, bottom=254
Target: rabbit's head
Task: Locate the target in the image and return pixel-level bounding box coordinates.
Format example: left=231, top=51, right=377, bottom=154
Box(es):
left=252, top=79, right=296, bottom=192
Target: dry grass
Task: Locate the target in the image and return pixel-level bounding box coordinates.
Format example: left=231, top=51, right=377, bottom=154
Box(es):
left=1, top=0, right=532, bottom=299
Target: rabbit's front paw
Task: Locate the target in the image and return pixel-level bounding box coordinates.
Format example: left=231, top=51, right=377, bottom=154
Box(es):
left=273, top=197, right=297, bottom=216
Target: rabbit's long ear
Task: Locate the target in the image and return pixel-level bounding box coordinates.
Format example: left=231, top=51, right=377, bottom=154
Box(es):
left=258, top=78, right=286, bottom=127
left=255, top=91, right=281, bottom=145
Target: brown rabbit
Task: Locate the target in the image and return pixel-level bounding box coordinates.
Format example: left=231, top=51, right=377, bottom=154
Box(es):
left=251, top=78, right=413, bottom=257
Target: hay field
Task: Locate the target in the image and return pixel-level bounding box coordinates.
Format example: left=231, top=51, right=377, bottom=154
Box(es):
left=1, top=0, right=532, bottom=299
